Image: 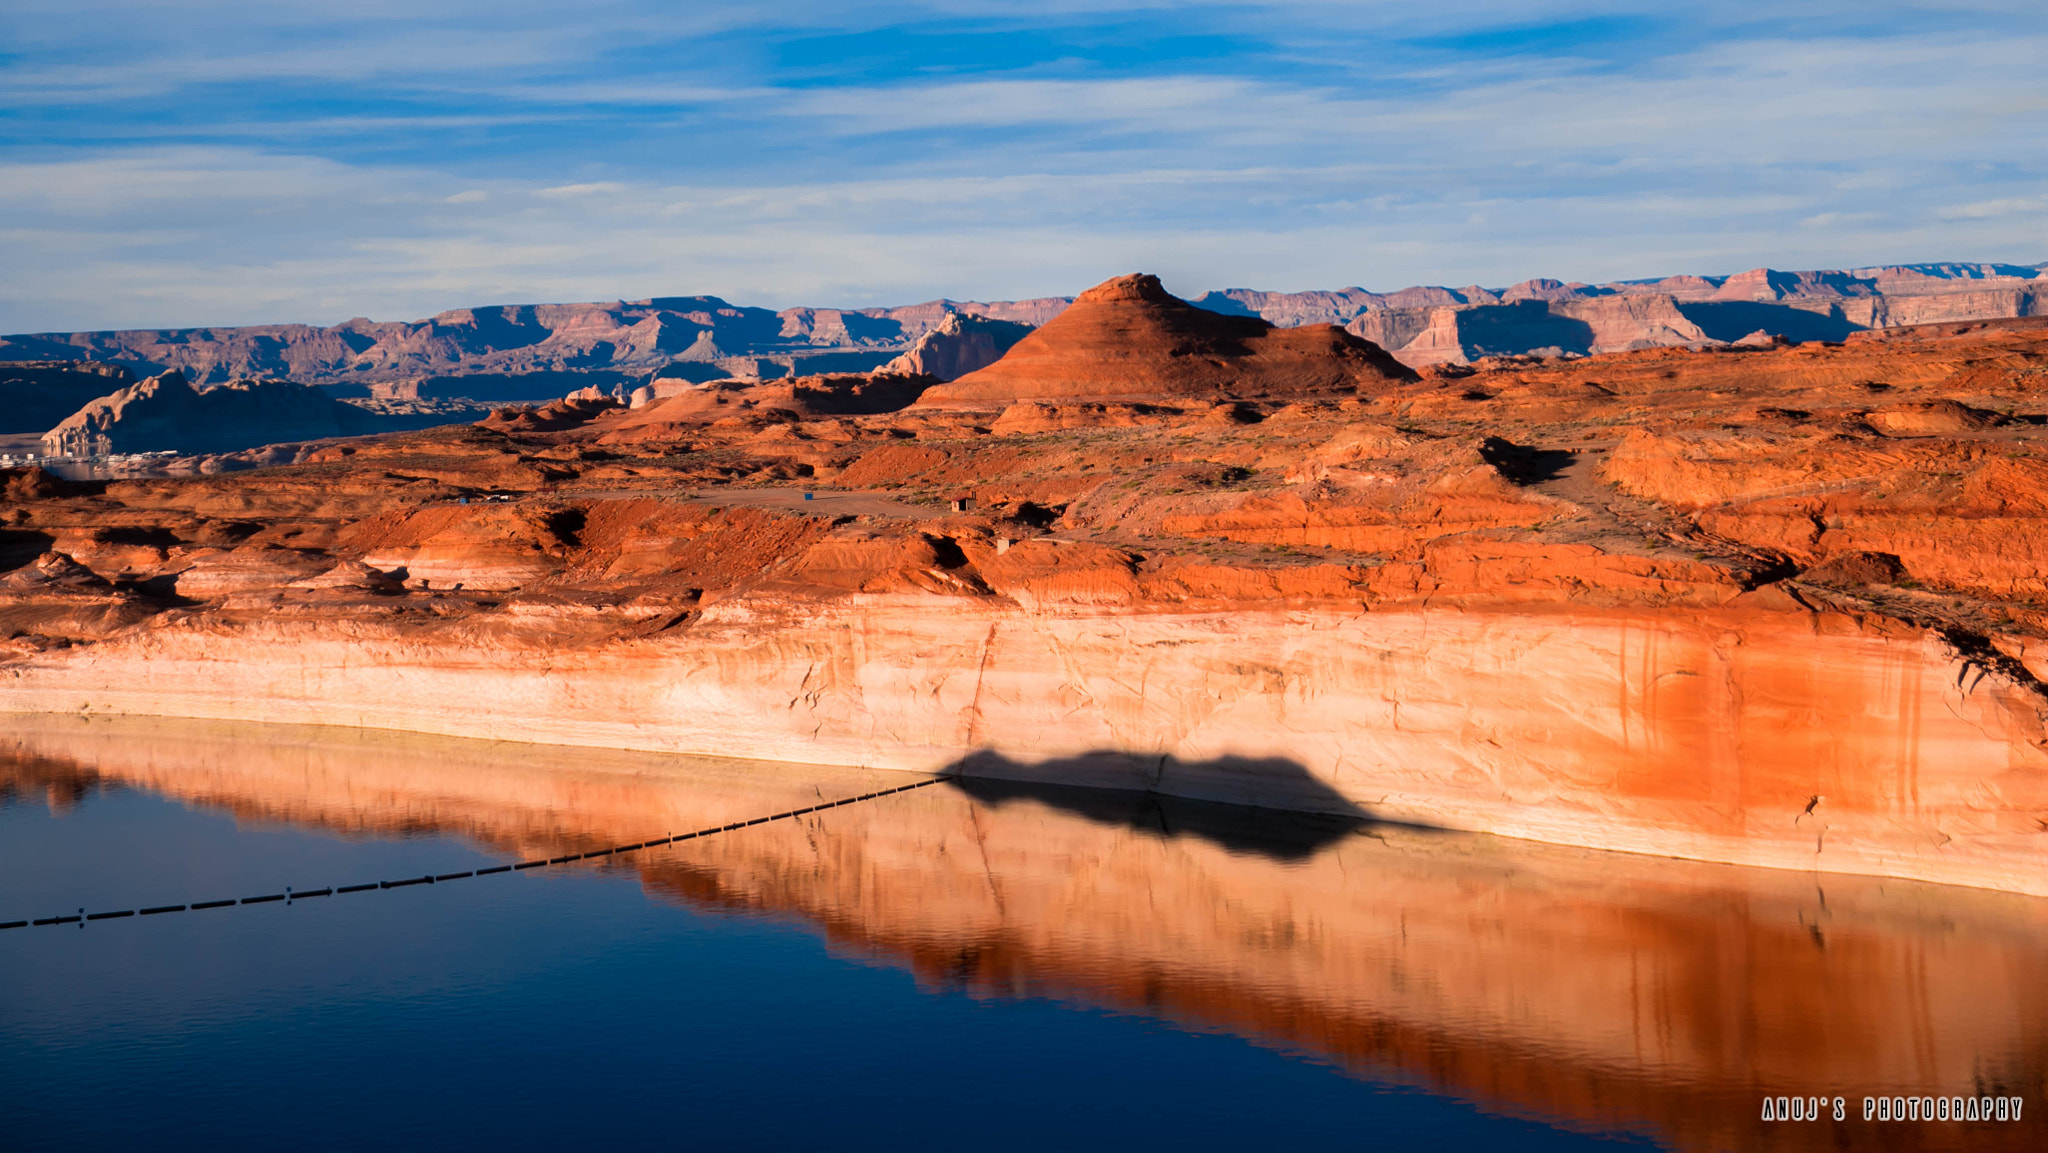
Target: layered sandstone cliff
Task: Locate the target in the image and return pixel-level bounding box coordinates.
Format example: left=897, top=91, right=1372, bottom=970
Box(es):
left=2, top=284, right=2046, bottom=893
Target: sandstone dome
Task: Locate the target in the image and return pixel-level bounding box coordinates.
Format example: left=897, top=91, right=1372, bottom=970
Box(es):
left=918, top=274, right=1417, bottom=406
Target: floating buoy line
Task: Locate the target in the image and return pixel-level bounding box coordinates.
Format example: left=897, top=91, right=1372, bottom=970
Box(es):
left=2, top=776, right=945, bottom=932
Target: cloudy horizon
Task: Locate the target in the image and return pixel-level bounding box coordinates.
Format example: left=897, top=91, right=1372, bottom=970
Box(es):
left=4, top=1, right=2044, bottom=333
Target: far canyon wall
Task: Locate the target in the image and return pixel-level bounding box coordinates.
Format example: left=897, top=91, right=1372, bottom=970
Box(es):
left=2, top=263, right=2040, bottom=400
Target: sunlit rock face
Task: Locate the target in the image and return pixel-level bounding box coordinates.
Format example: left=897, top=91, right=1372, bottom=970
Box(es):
left=5, top=717, right=2043, bottom=1153
left=3, top=597, right=2041, bottom=894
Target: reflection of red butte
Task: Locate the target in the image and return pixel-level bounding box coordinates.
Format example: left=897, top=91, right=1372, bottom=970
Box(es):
left=8, top=718, right=2045, bottom=1153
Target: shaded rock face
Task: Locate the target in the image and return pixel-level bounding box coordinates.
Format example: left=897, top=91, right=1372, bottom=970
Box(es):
left=44, top=372, right=341, bottom=456
left=0, top=551, right=109, bottom=592
left=0, top=361, right=136, bottom=436
left=922, top=274, right=1417, bottom=405
left=38, top=371, right=478, bottom=457
left=876, top=311, right=1035, bottom=380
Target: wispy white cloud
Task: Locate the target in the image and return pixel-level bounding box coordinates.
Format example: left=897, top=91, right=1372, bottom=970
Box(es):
left=2, top=2, right=2044, bottom=330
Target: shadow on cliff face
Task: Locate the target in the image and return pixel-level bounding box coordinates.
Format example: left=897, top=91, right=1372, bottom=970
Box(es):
left=1677, top=301, right=1863, bottom=343
left=1456, top=301, right=1596, bottom=357
left=0, top=528, right=57, bottom=573
left=942, top=750, right=1415, bottom=862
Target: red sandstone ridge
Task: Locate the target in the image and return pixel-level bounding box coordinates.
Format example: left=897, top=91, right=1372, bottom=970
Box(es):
left=919, top=274, right=1416, bottom=406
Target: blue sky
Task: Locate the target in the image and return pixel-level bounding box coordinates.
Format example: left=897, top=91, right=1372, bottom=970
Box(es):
left=2, top=1, right=2043, bottom=331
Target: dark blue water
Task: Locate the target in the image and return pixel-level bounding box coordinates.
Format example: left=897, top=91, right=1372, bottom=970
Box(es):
left=0, top=782, right=1656, bottom=1152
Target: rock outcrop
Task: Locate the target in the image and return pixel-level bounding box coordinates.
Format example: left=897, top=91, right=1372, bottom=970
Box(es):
left=921, top=274, right=1417, bottom=405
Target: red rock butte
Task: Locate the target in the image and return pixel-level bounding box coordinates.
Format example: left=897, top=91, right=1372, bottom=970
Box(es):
left=918, top=274, right=1417, bottom=405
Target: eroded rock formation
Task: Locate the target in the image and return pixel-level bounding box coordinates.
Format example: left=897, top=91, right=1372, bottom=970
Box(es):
left=1206, top=262, right=2048, bottom=367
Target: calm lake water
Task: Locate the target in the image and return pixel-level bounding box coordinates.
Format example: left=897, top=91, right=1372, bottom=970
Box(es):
left=1, top=716, right=2042, bottom=1152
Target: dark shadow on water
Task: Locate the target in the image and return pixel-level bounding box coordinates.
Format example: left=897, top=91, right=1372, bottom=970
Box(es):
left=942, top=750, right=1431, bottom=862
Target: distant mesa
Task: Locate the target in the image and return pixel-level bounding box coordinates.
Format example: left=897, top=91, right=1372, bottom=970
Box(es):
left=920, top=274, right=1417, bottom=406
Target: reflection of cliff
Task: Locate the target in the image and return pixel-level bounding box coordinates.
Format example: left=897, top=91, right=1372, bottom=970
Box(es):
left=5, top=715, right=2043, bottom=1153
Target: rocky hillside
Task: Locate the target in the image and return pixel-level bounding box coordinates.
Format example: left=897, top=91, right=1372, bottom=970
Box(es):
left=875, top=311, right=1035, bottom=380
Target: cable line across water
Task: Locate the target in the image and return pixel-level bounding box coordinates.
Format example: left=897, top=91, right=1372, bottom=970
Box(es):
left=1, top=775, right=945, bottom=932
